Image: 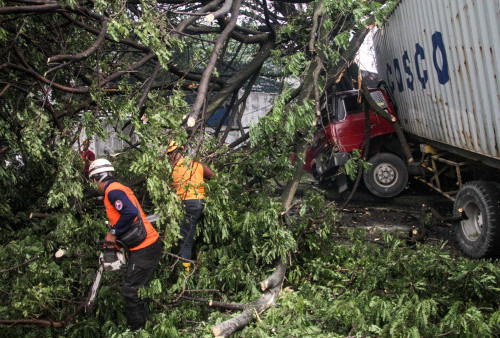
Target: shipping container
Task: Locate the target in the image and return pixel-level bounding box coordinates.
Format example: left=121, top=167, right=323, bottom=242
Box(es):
left=374, top=0, right=500, bottom=168
left=367, top=0, right=500, bottom=258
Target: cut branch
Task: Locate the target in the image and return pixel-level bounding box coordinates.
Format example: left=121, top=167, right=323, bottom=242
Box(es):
left=211, top=260, right=286, bottom=337
left=205, top=0, right=232, bottom=22
left=29, top=212, right=50, bottom=219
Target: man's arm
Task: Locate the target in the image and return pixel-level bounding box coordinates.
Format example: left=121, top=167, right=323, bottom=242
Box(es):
left=201, top=163, right=215, bottom=180
left=107, top=190, right=139, bottom=235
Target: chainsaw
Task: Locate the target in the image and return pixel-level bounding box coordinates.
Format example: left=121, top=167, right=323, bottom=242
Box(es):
left=85, top=240, right=128, bottom=313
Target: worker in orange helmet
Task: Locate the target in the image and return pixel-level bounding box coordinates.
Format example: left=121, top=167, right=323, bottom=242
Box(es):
left=167, top=140, right=215, bottom=272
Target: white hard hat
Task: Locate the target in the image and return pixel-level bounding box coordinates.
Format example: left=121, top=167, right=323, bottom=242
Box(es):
left=88, top=158, right=114, bottom=181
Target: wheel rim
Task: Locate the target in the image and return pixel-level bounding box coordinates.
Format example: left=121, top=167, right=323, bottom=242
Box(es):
left=373, top=163, right=398, bottom=188
left=460, top=200, right=483, bottom=242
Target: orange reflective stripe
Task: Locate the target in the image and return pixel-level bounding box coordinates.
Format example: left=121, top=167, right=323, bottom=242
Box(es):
left=104, top=182, right=159, bottom=251
left=172, top=157, right=205, bottom=200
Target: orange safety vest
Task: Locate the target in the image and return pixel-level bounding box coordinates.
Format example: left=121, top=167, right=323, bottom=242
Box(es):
left=172, top=157, right=206, bottom=200
left=104, top=182, right=159, bottom=251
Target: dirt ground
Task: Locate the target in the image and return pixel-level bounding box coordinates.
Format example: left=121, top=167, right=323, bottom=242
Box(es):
left=304, top=176, right=463, bottom=256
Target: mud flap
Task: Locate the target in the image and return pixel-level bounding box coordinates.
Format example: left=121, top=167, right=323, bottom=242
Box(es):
left=335, top=173, right=348, bottom=193
left=408, top=162, right=423, bottom=176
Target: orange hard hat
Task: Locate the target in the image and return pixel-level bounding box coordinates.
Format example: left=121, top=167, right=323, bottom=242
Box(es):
left=167, top=140, right=179, bottom=153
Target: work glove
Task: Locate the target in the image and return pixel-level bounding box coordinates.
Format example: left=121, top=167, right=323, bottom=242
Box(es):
left=104, top=232, right=117, bottom=244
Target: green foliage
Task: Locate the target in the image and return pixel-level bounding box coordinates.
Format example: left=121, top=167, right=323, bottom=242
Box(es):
left=237, top=229, right=500, bottom=337
left=343, top=149, right=372, bottom=180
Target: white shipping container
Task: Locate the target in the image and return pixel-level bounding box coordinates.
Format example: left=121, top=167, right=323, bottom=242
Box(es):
left=374, top=0, right=500, bottom=165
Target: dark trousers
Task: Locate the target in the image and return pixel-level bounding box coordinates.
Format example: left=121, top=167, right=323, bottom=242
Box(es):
left=121, top=239, right=162, bottom=330
left=178, top=199, right=204, bottom=261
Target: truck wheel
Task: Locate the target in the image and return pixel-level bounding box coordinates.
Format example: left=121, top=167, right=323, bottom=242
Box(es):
left=453, top=181, right=500, bottom=258
left=363, top=153, right=408, bottom=198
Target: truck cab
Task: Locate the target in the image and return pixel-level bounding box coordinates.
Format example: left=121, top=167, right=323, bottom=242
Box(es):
left=305, top=88, right=408, bottom=198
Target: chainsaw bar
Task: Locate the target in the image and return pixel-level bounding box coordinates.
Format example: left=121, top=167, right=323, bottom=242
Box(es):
left=85, top=258, right=104, bottom=313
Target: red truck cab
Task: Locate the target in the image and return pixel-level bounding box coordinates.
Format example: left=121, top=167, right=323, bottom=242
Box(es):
left=305, top=88, right=408, bottom=198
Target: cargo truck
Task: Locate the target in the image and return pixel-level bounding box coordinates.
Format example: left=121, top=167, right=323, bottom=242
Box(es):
left=305, top=0, right=500, bottom=258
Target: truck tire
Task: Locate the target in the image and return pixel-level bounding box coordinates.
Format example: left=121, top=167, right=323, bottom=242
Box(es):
left=453, top=181, right=500, bottom=258
left=363, top=152, right=408, bottom=198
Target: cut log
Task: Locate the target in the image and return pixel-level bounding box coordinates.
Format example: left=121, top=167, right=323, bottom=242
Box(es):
left=212, top=286, right=280, bottom=337
left=29, top=212, right=50, bottom=219
left=260, top=261, right=286, bottom=291
left=211, top=260, right=286, bottom=337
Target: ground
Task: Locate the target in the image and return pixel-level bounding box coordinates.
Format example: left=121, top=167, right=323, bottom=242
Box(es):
left=302, top=176, right=462, bottom=256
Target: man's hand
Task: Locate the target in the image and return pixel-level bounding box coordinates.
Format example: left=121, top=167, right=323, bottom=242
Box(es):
left=105, top=232, right=117, bottom=243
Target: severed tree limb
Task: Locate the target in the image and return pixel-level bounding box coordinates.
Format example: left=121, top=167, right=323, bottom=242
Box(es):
left=176, top=0, right=224, bottom=35
left=29, top=212, right=50, bottom=219
left=211, top=264, right=285, bottom=337
left=205, top=0, right=233, bottom=22
left=260, top=260, right=287, bottom=291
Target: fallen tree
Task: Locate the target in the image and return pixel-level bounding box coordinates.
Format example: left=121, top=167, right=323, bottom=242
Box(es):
left=0, top=0, right=402, bottom=336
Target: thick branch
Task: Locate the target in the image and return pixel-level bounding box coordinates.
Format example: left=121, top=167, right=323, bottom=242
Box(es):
left=48, top=19, right=109, bottom=64
left=176, top=0, right=224, bottom=35
left=0, top=4, right=61, bottom=15
left=206, top=0, right=233, bottom=22
left=211, top=260, right=286, bottom=337
left=186, top=0, right=242, bottom=128
left=359, top=82, right=414, bottom=162
left=205, top=37, right=273, bottom=119
left=260, top=260, right=287, bottom=291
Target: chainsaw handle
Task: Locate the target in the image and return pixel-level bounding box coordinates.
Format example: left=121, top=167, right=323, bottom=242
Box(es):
left=97, top=239, right=129, bottom=252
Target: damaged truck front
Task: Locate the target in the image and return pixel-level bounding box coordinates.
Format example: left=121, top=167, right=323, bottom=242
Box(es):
left=307, top=0, right=500, bottom=259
